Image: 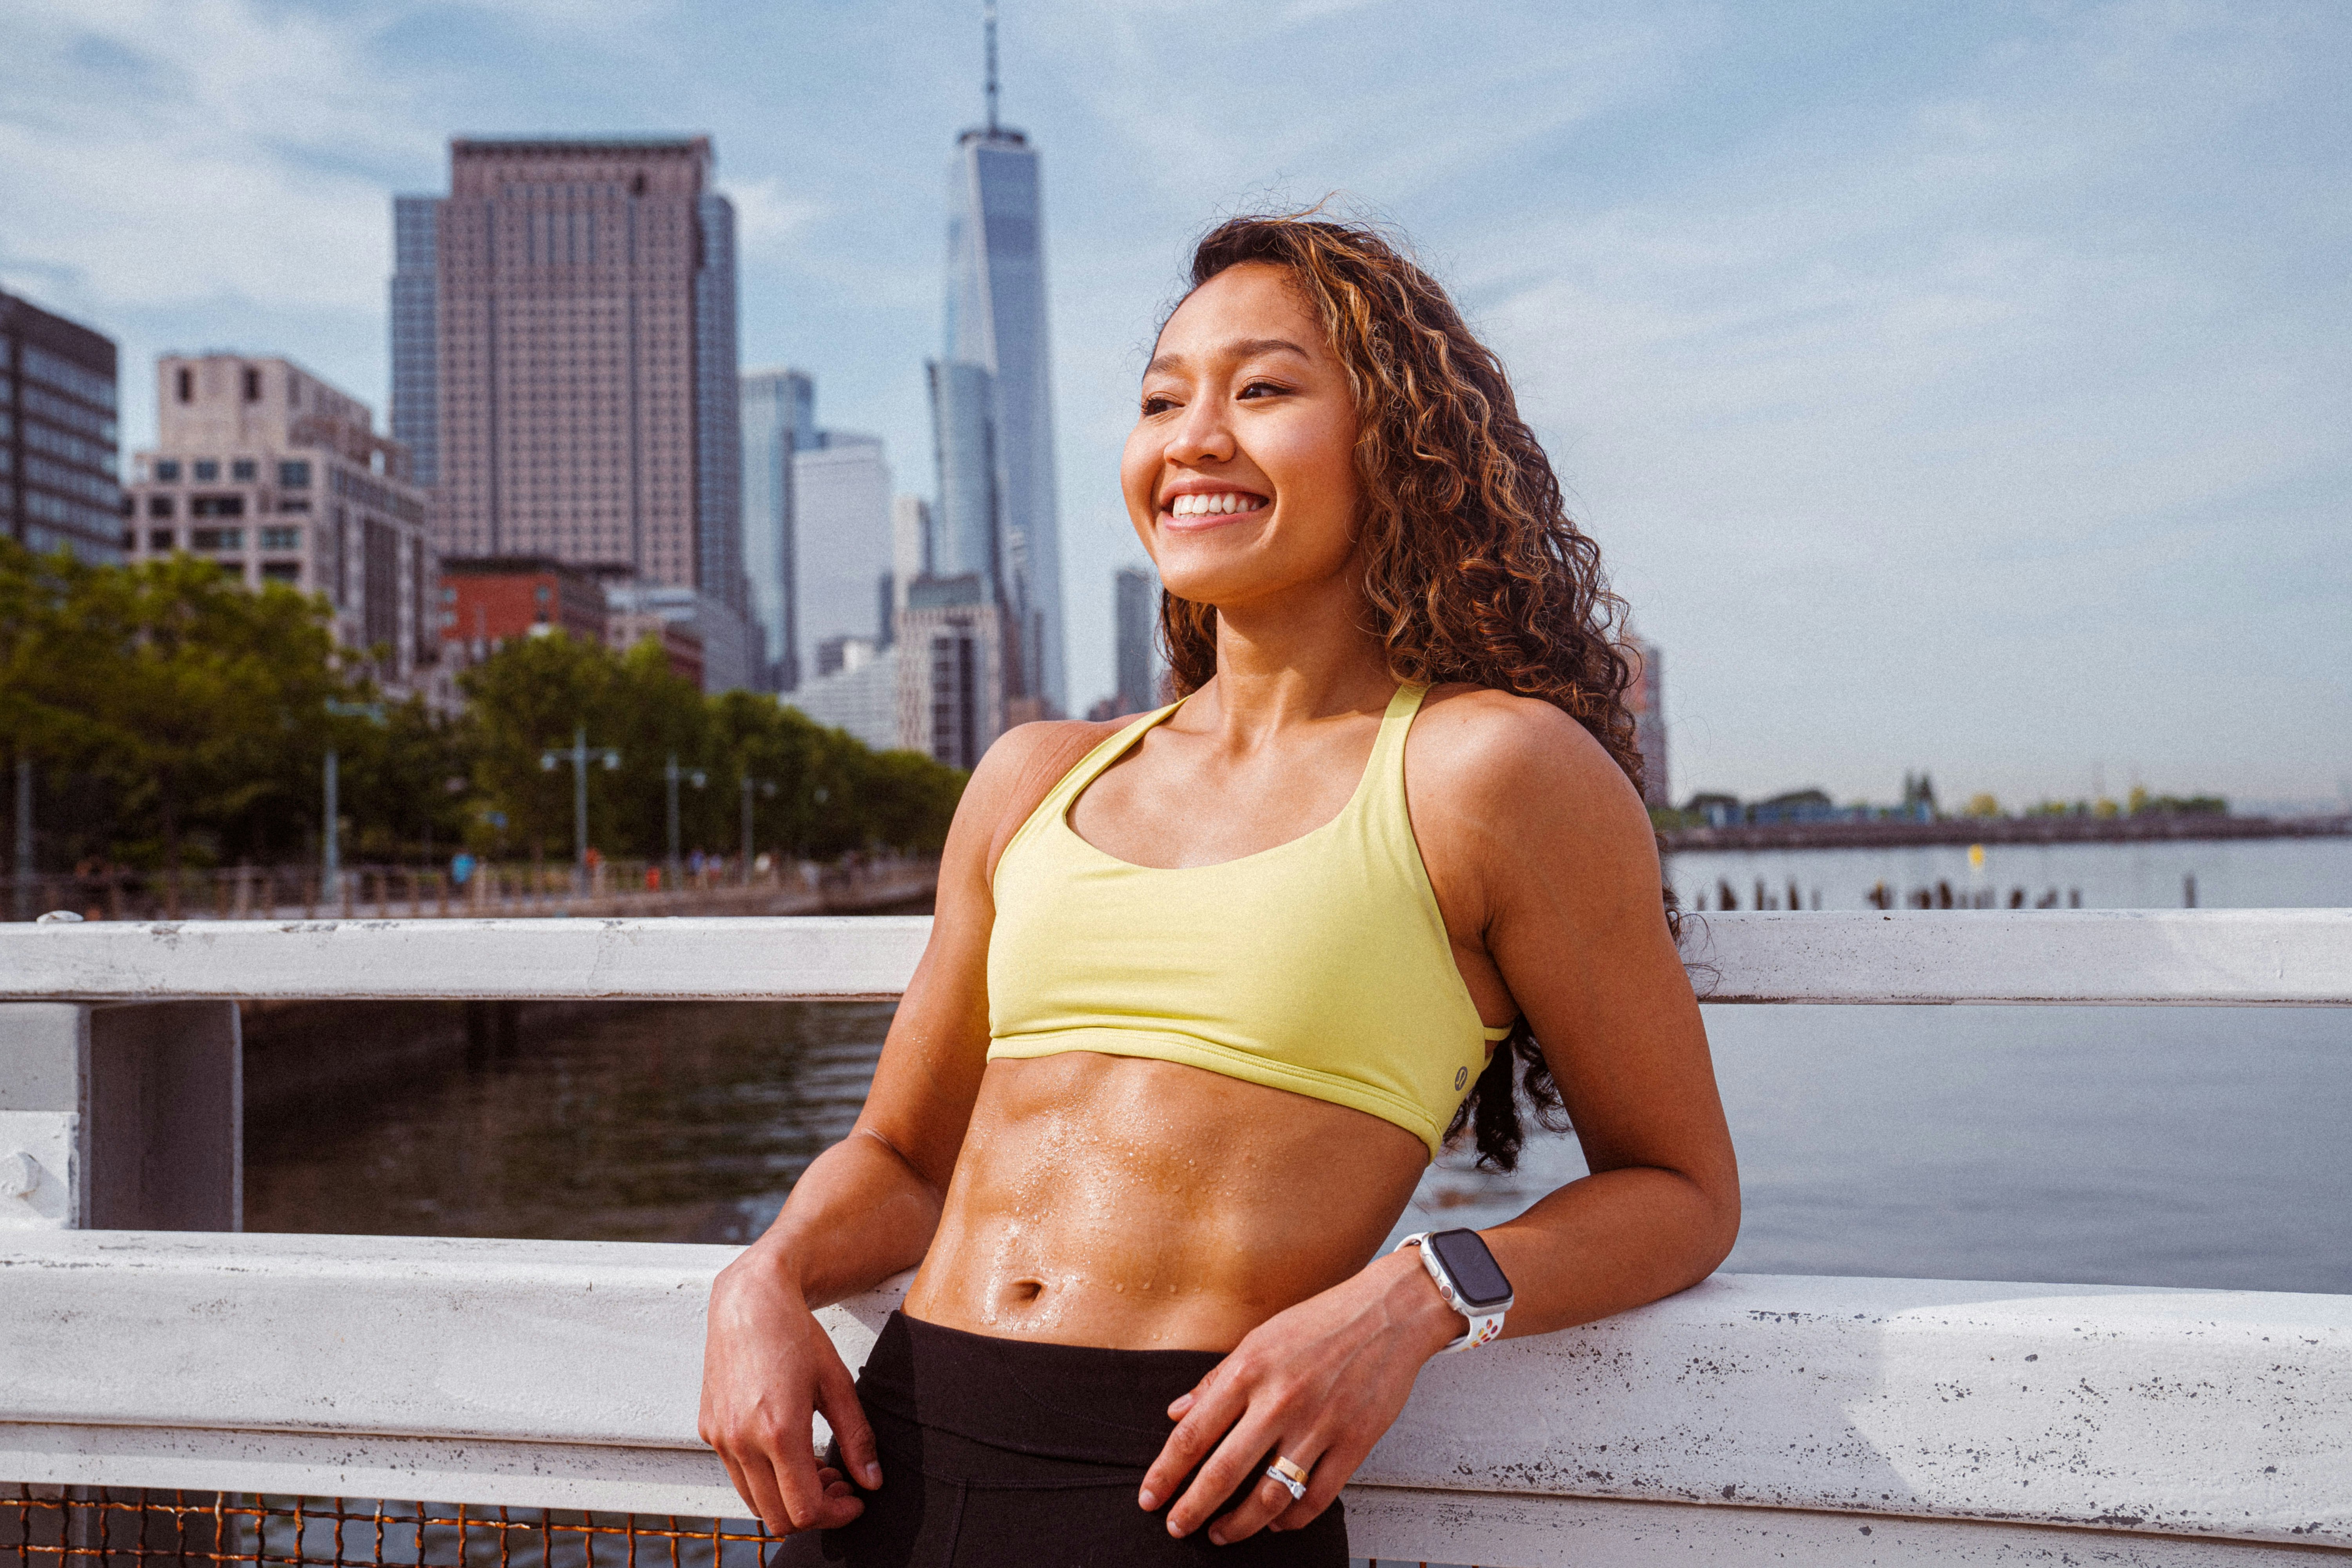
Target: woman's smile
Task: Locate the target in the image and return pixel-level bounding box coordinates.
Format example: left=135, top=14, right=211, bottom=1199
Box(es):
left=1162, top=487, right=1270, bottom=524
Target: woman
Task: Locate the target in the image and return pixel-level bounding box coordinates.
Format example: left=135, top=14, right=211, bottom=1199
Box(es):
left=701, top=214, right=1739, bottom=1564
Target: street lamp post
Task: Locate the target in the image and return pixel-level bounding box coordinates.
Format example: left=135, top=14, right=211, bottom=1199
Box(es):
left=664, top=752, right=707, bottom=884
left=541, top=726, right=621, bottom=894
left=322, top=698, right=386, bottom=907
left=739, top=774, right=777, bottom=886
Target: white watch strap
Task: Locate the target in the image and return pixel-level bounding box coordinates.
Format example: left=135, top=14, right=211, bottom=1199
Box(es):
left=1398, top=1231, right=1508, bottom=1353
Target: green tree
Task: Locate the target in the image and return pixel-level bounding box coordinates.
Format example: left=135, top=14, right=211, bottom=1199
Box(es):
left=457, top=631, right=621, bottom=857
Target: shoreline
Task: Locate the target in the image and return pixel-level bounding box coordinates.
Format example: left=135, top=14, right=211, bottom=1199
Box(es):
left=1659, top=813, right=2351, bottom=853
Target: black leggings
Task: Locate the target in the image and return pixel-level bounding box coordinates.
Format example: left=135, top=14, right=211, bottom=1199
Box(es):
left=779, top=1311, right=1347, bottom=1566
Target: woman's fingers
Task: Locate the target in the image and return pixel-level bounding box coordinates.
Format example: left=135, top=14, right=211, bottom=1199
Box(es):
left=815, top=1356, right=885, bottom=1491
left=1205, top=1441, right=1323, bottom=1545
left=1138, top=1363, right=1249, bottom=1513
left=1164, top=1399, right=1288, bottom=1539
left=1271, top=1432, right=1365, bottom=1531
left=719, top=1445, right=798, bottom=1537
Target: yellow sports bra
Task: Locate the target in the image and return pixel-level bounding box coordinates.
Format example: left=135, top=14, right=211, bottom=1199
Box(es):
left=987, top=682, right=1513, bottom=1158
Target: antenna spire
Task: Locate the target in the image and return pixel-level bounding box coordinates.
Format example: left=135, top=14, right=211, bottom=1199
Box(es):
left=984, top=0, right=1000, bottom=133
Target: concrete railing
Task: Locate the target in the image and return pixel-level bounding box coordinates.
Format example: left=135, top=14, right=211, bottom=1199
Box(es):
left=2, top=910, right=2348, bottom=1567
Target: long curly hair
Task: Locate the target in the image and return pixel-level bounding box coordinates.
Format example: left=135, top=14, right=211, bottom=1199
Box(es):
left=1160, top=211, right=1654, bottom=1172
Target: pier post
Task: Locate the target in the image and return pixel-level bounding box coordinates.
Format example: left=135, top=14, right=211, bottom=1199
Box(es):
left=0, top=1000, right=241, bottom=1231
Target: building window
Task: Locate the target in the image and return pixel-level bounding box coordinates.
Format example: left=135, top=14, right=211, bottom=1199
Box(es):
left=147, top=495, right=174, bottom=519
left=191, top=527, right=243, bottom=550
left=155, top=460, right=181, bottom=482
left=176, top=368, right=193, bottom=403
left=120, top=528, right=136, bottom=551
left=260, top=526, right=301, bottom=550
left=243, top=367, right=262, bottom=402
left=278, top=460, right=311, bottom=488
left=193, top=460, right=219, bottom=481
left=190, top=494, right=245, bottom=518
left=149, top=528, right=175, bottom=550
left=260, top=561, right=301, bottom=583
left=231, top=459, right=257, bottom=481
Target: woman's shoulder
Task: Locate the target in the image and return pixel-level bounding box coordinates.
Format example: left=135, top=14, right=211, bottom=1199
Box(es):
left=960, top=716, right=1132, bottom=866
left=1412, top=682, right=1648, bottom=830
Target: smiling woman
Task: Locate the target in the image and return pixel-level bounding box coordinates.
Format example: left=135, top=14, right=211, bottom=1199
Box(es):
left=700, top=213, right=1740, bottom=1566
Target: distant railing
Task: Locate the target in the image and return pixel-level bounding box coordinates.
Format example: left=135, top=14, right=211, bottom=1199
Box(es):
left=4, top=852, right=938, bottom=924
left=1, top=911, right=2347, bottom=1567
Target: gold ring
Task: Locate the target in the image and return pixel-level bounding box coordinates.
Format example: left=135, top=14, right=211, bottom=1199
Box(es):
left=1266, top=1455, right=1309, bottom=1501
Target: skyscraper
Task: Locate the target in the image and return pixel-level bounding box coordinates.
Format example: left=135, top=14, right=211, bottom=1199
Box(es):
left=936, top=8, right=1067, bottom=714
left=1113, top=565, right=1158, bottom=715
left=740, top=367, right=815, bottom=690
left=792, top=434, right=893, bottom=682
left=1, top=290, right=122, bottom=563
left=390, top=136, right=754, bottom=688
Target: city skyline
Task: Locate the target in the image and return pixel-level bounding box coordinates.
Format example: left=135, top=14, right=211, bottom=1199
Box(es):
left=3, top=1, right=2346, bottom=806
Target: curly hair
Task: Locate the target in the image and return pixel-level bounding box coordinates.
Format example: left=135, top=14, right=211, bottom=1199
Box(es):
left=1160, top=211, right=1655, bottom=1172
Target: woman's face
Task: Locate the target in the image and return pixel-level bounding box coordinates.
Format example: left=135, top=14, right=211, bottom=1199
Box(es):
left=1121, top=262, right=1363, bottom=611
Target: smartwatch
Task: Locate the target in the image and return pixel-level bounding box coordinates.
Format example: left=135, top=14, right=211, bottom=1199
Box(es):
left=1397, top=1228, right=1514, bottom=1352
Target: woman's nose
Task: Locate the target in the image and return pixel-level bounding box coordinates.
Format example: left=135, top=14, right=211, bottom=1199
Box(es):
left=1165, top=399, right=1235, bottom=466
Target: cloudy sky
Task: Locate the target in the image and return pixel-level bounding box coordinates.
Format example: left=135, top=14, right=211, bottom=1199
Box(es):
left=4, top=0, right=2345, bottom=808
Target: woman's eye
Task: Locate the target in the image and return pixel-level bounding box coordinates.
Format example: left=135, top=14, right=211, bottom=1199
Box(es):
left=1141, top=395, right=1176, bottom=416
left=1237, top=380, right=1285, bottom=400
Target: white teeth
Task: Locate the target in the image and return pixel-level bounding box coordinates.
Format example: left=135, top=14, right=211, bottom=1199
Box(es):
left=1169, top=492, right=1259, bottom=516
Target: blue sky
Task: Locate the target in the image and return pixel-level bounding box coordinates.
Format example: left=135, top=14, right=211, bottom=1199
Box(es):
left=4, top=0, right=2346, bottom=808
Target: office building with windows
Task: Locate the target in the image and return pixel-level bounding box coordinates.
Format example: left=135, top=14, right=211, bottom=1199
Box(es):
left=740, top=367, right=815, bottom=691
left=787, top=634, right=900, bottom=754
left=124, top=355, right=436, bottom=698
left=792, top=433, right=893, bottom=685
left=1, top=291, right=122, bottom=563
left=935, top=20, right=1067, bottom=715
left=391, top=136, right=754, bottom=690
left=897, top=574, right=1005, bottom=771
left=1113, top=564, right=1158, bottom=714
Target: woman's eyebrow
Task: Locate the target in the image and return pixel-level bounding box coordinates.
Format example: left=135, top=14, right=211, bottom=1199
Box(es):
left=1143, top=338, right=1312, bottom=379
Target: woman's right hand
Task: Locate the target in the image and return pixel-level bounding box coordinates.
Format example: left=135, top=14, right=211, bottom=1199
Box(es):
left=699, top=1251, right=883, bottom=1535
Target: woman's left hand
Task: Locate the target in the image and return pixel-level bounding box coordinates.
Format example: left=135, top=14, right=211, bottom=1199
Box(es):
left=1137, top=1244, right=1463, bottom=1543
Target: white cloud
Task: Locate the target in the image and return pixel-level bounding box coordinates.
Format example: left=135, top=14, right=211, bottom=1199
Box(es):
left=0, top=0, right=430, bottom=314
left=718, top=176, right=826, bottom=260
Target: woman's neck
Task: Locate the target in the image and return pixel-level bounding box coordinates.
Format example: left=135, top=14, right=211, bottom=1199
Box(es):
left=1198, top=572, right=1395, bottom=738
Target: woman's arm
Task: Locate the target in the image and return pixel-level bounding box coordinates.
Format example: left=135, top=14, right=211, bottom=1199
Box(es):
left=1141, top=694, right=1739, bottom=1543
left=698, top=719, right=1106, bottom=1535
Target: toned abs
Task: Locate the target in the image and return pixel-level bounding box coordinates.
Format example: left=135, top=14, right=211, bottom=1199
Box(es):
left=902, top=1051, right=1428, bottom=1350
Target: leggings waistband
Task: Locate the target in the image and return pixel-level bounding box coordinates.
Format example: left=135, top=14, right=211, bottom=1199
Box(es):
left=854, top=1311, right=1224, bottom=1468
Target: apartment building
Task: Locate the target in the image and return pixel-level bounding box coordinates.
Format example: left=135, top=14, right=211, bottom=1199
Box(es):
left=124, top=355, right=437, bottom=699
left=1, top=290, right=122, bottom=563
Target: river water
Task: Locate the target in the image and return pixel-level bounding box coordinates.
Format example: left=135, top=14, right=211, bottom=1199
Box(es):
left=245, top=837, right=2351, bottom=1294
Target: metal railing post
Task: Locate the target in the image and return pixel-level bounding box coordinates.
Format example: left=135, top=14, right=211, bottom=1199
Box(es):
left=2, top=1000, right=242, bottom=1233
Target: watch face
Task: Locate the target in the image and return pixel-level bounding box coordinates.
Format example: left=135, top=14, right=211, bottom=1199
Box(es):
left=1429, top=1228, right=1512, bottom=1310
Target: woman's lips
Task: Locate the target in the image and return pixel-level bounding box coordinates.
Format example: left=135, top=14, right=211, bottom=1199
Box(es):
left=1160, top=490, right=1269, bottom=527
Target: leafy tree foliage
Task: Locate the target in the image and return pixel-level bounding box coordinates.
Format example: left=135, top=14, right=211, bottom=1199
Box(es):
left=1, top=542, right=965, bottom=873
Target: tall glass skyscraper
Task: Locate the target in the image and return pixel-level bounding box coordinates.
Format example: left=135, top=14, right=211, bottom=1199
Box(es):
left=389, top=198, right=439, bottom=487
left=740, top=367, right=815, bottom=691
left=936, top=50, right=1066, bottom=714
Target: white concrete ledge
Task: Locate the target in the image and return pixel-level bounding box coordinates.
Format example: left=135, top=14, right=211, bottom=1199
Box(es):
left=0, top=1232, right=2344, bottom=1562
left=0, top=909, right=2347, bottom=1004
